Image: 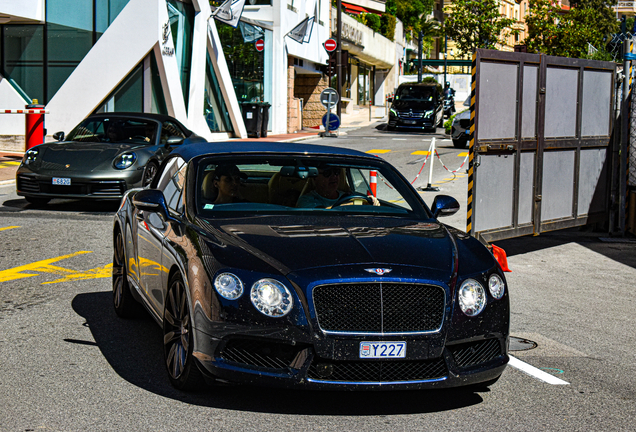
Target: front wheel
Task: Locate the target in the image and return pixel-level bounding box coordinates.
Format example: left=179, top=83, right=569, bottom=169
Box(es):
left=112, top=230, right=140, bottom=318
left=142, top=161, right=159, bottom=188
left=163, top=273, right=203, bottom=391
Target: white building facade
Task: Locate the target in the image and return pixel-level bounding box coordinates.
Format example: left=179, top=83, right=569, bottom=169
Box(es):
left=0, top=0, right=334, bottom=146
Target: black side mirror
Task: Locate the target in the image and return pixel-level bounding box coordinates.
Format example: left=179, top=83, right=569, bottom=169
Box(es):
left=132, top=189, right=170, bottom=221
left=53, top=131, right=65, bottom=141
left=431, top=195, right=460, bottom=218
left=166, top=136, right=184, bottom=147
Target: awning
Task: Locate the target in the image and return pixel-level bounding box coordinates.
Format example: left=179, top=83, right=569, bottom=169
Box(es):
left=342, top=2, right=368, bottom=14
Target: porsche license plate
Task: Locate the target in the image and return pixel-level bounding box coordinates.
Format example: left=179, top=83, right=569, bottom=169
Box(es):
left=52, top=177, right=71, bottom=186
left=359, top=342, right=406, bottom=358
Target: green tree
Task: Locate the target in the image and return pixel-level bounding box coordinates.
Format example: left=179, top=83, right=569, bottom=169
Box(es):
left=524, top=0, right=618, bottom=59
left=444, top=0, right=518, bottom=56
left=395, top=0, right=435, bottom=39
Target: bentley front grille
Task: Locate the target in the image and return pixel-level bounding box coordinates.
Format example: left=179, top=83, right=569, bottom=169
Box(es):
left=449, top=338, right=503, bottom=369
left=313, top=283, right=445, bottom=333
left=308, top=356, right=447, bottom=382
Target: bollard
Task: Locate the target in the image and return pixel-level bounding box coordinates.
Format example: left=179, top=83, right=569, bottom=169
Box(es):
left=420, top=138, right=440, bottom=192
left=369, top=170, right=377, bottom=196
left=25, top=99, right=45, bottom=150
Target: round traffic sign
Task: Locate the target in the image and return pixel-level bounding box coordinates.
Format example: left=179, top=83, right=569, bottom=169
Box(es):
left=324, top=38, right=337, bottom=52
left=320, top=87, right=339, bottom=109
left=255, top=39, right=264, bottom=52
left=322, top=113, right=340, bottom=131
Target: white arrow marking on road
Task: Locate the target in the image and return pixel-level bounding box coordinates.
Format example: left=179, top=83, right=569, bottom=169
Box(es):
left=508, top=356, right=569, bottom=385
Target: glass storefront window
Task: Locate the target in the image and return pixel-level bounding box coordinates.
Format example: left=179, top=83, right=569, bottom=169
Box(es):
left=95, top=63, right=143, bottom=113
left=205, top=53, right=233, bottom=133
left=46, top=0, right=94, bottom=100
left=95, top=0, right=130, bottom=40
left=167, top=0, right=195, bottom=109
left=217, top=21, right=265, bottom=103
left=2, top=25, right=44, bottom=103
left=150, top=54, right=168, bottom=115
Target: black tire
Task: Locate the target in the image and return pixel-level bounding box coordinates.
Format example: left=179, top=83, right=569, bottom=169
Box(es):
left=25, top=197, right=50, bottom=206
left=453, top=138, right=468, bottom=149
left=142, top=162, right=159, bottom=188
left=112, top=230, right=140, bottom=318
left=163, top=273, right=204, bottom=391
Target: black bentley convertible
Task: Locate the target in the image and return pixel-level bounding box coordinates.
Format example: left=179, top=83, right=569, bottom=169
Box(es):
left=112, top=142, right=509, bottom=391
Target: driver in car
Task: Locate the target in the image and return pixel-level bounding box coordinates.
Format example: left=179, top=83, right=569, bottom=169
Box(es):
left=297, top=166, right=379, bottom=208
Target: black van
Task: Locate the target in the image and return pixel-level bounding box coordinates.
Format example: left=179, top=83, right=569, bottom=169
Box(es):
left=387, top=82, right=443, bottom=132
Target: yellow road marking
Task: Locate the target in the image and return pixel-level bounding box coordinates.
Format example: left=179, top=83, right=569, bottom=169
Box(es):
left=458, top=152, right=469, bottom=157
left=0, top=251, right=111, bottom=284
left=0, top=226, right=20, bottom=232
left=366, top=149, right=391, bottom=154
left=0, top=161, right=20, bottom=168
left=411, top=151, right=431, bottom=155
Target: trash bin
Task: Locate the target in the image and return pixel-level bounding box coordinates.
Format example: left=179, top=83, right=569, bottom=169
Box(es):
left=241, top=102, right=263, bottom=138
left=260, top=103, right=271, bottom=138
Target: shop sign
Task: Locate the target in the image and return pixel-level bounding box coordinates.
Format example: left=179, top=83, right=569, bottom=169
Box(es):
left=342, top=22, right=363, bottom=45
left=161, top=21, right=174, bottom=56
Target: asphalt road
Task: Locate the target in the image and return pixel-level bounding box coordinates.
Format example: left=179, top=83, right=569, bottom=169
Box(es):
left=1, top=123, right=635, bottom=431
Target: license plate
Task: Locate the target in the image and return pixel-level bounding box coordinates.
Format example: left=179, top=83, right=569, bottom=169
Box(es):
left=52, top=177, right=71, bottom=186
left=404, top=120, right=417, bottom=125
left=359, top=342, right=406, bottom=358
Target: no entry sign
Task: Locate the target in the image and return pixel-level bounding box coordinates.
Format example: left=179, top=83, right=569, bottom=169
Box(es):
left=255, top=39, right=264, bottom=52
left=324, top=38, right=337, bottom=52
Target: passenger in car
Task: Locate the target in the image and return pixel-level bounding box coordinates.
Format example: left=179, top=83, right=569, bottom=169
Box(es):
left=209, top=164, right=248, bottom=204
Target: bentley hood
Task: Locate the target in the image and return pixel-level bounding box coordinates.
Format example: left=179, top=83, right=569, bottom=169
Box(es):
left=35, top=142, right=146, bottom=172
left=202, top=217, right=459, bottom=279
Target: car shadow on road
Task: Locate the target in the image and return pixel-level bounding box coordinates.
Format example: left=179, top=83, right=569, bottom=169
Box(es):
left=491, top=226, right=636, bottom=270
left=1, top=197, right=119, bottom=215
left=71, top=291, right=485, bottom=415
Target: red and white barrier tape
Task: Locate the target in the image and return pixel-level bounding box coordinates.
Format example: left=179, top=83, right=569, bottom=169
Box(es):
left=434, top=149, right=469, bottom=173
left=1, top=109, right=49, bottom=114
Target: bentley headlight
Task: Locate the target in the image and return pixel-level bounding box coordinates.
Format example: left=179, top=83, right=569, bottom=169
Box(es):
left=458, top=279, right=486, bottom=317
left=214, top=272, right=244, bottom=300
left=250, top=278, right=293, bottom=317
left=114, top=152, right=137, bottom=169
left=488, top=274, right=505, bottom=300
left=23, top=148, right=39, bottom=165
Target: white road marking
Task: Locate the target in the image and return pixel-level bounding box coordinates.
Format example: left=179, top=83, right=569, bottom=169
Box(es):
left=392, top=138, right=407, bottom=141
left=508, top=355, right=570, bottom=385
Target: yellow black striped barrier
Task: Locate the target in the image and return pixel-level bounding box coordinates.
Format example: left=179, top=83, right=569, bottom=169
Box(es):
left=466, top=52, right=477, bottom=235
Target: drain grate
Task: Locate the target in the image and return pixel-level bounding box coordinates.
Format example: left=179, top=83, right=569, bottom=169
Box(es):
left=509, top=336, right=537, bottom=351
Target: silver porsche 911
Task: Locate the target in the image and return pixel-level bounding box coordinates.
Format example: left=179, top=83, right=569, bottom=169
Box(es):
left=16, top=112, right=205, bottom=205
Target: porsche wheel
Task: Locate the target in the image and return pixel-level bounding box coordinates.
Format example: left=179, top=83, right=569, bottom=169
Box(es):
left=112, top=229, right=139, bottom=318
left=163, top=273, right=203, bottom=391
left=142, top=161, right=159, bottom=187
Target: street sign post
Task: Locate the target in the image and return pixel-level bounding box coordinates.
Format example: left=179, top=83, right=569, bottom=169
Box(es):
left=322, top=113, right=340, bottom=131
left=324, top=38, right=337, bottom=52
left=320, top=88, right=339, bottom=109
left=320, top=87, right=339, bottom=137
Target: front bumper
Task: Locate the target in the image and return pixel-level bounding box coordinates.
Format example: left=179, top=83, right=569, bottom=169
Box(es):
left=388, top=115, right=436, bottom=130
left=192, top=328, right=509, bottom=390
left=16, top=168, right=142, bottom=200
